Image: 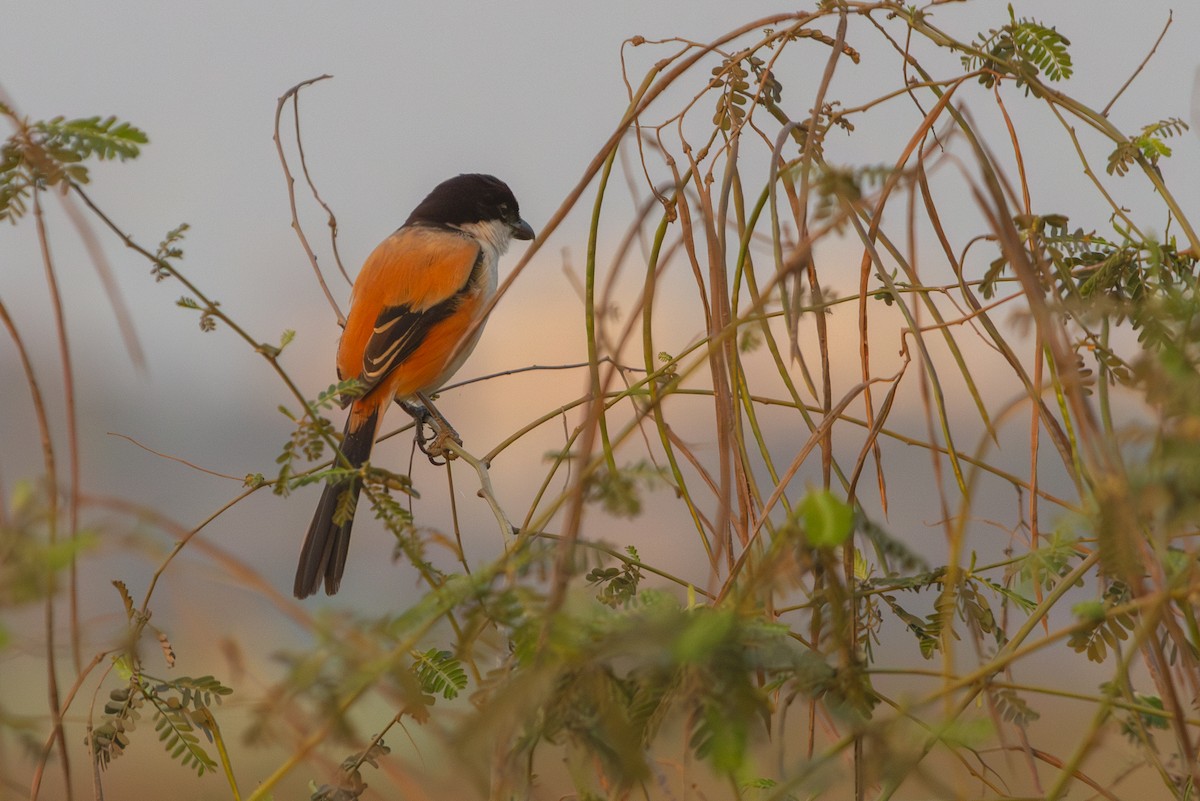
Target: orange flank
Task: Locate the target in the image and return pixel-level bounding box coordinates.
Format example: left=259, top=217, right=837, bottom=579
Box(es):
left=336, top=226, right=484, bottom=436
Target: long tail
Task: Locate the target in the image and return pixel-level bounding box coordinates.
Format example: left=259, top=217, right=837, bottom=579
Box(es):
left=293, top=409, right=379, bottom=598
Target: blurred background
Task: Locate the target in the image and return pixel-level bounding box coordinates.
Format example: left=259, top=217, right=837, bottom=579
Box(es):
left=2, top=2, right=1199, bottom=798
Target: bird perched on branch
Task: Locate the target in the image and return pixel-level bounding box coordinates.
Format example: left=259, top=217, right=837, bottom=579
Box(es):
left=294, top=173, right=534, bottom=598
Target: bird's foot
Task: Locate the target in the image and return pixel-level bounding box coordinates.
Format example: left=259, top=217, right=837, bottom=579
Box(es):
left=401, top=399, right=462, bottom=465
left=422, top=424, right=462, bottom=465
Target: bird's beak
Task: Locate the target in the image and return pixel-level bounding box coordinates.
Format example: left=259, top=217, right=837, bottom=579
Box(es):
left=511, top=218, right=535, bottom=241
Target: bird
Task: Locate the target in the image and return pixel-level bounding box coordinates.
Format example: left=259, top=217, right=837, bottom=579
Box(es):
left=294, top=173, right=535, bottom=598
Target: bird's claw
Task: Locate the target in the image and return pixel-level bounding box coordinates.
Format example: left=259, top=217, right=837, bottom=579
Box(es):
left=414, top=419, right=461, bottom=465
left=403, top=400, right=461, bottom=466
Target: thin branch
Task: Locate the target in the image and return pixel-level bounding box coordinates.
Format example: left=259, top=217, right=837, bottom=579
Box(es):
left=443, top=441, right=515, bottom=547
left=272, top=74, right=345, bottom=326
left=107, top=432, right=245, bottom=482
left=1101, top=11, right=1172, bottom=117
left=29, top=187, right=74, bottom=801
left=291, top=78, right=351, bottom=287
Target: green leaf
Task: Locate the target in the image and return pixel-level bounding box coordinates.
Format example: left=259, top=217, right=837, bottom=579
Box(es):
left=673, top=608, right=735, bottom=663
left=585, top=461, right=665, bottom=518
left=992, top=686, right=1040, bottom=726
left=411, top=648, right=468, bottom=700
left=1072, top=600, right=1105, bottom=623
left=36, top=115, right=148, bottom=162
left=1010, top=19, right=1072, bottom=81
left=799, top=490, right=854, bottom=547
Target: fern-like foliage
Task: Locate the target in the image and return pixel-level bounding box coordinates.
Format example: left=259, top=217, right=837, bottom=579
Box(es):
left=586, top=545, right=644, bottom=607
left=91, top=673, right=231, bottom=777
left=1107, top=117, right=1190, bottom=176
left=411, top=648, right=468, bottom=700
left=37, top=115, right=147, bottom=162
left=871, top=570, right=1019, bottom=660
left=964, top=5, right=1073, bottom=96
left=467, top=594, right=843, bottom=789
left=369, top=482, right=421, bottom=565
left=710, top=56, right=753, bottom=133
left=308, top=740, right=392, bottom=801
left=91, top=686, right=139, bottom=770
left=858, top=515, right=929, bottom=576
left=1100, top=684, right=1169, bottom=745
left=983, top=214, right=1199, bottom=397
left=151, top=696, right=218, bottom=777
left=1068, top=583, right=1136, bottom=663
left=0, top=110, right=147, bottom=222
left=1008, top=17, right=1073, bottom=81
left=149, top=222, right=190, bottom=281
left=959, top=580, right=1004, bottom=646
left=584, top=461, right=666, bottom=518
left=812, top=163, right=893, bottom=231
left=990, top=686, right=1040, bottom=727
left=709, top=53, right=784, bottom=133
left=274, top=411, right=339, bottom=497
left=273, top=380, right=366, bottom=495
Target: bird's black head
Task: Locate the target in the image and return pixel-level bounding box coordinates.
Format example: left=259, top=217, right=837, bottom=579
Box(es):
left=406, top=173, right=534, bottom=241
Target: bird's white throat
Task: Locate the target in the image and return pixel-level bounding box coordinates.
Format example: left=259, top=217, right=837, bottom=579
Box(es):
left=453, top=218, right=515, bottom=257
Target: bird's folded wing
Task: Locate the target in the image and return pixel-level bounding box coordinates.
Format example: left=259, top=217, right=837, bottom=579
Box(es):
left=338, top=227, right=482, bottom=398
